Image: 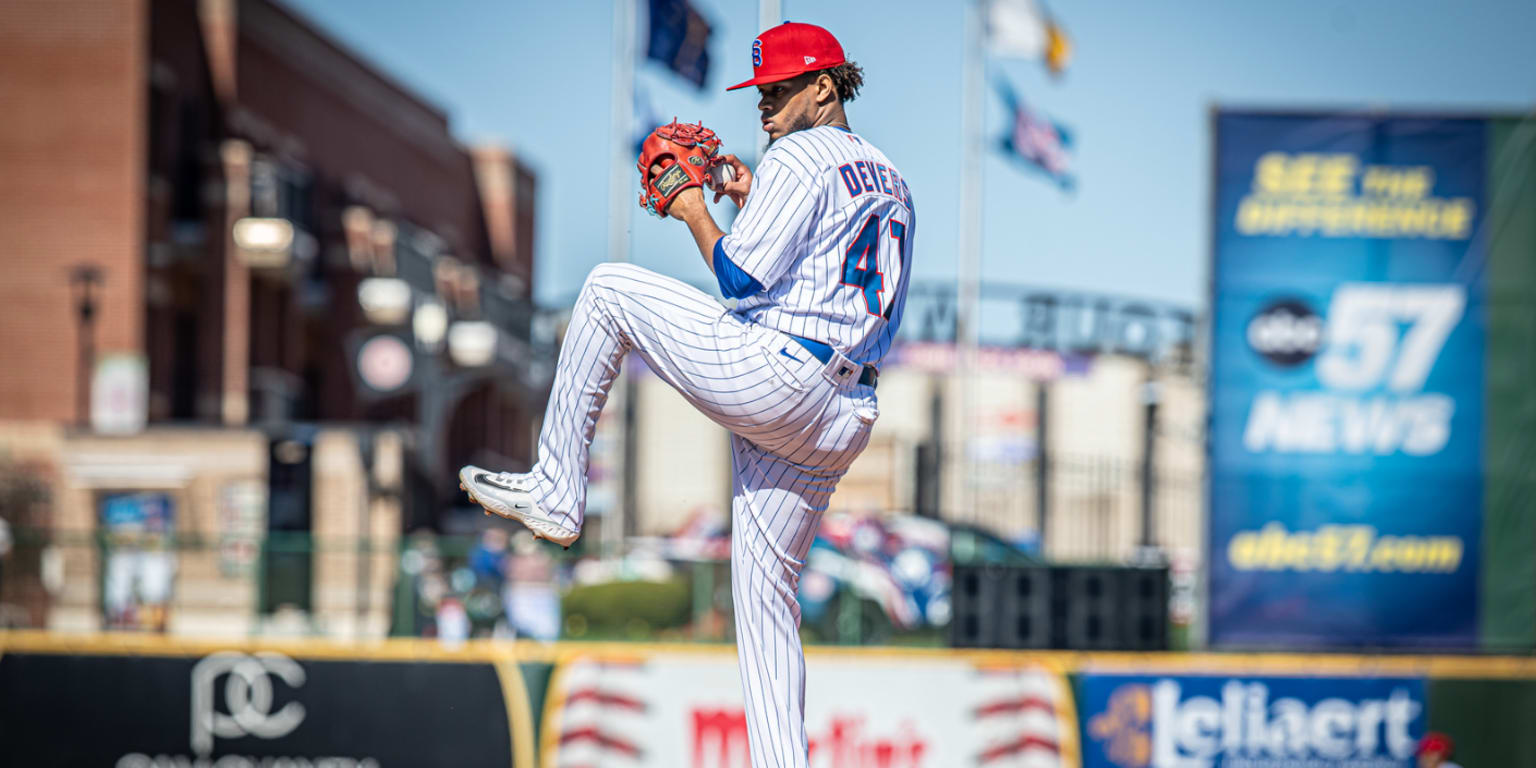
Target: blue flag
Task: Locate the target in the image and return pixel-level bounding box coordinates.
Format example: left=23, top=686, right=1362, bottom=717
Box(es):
left=994, top=77, right=1075, bottom=191
left=646, top=0, right=712, bottom=89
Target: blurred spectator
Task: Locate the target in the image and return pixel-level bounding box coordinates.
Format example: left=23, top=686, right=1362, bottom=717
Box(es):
left=436, top=596, right=469, bottom=649
left=1417, top=732, right=1461, bottom=768
left=467, top=527, right=514, bottom=636
left=505, top=534, right=561, bottom=640
left=397, top=528, right=556, bottom=639
left=469, top=528, right=510, bottom=583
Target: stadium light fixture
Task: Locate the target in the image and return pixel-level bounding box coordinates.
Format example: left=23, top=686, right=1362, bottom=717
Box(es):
left=447, top=321, right=498, bottom=368
left=232, top=217, right=295, bottom=268
left=357, top=277, right=412, bottom=325
left=412, top=299, right=449, bottom=353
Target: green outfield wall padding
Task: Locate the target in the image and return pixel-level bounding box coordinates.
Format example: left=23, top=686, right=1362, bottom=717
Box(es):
left=1428, top=678, right=1536, bottom=766
left=1481, top=118, right=1536, bottom=651
left=520, top=661, right=555, bottom=753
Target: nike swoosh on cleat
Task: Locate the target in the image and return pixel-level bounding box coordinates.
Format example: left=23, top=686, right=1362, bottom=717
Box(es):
left=475, top=472, right=523, bottom=492
left=779, top=345, right=804, bottom=363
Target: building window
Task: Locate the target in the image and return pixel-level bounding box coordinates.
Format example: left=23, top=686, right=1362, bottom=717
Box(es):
left=249, top=156, right=316, bottom=234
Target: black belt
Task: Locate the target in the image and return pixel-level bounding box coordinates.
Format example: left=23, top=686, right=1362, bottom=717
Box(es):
left=788, top=335, right=879, bottom=388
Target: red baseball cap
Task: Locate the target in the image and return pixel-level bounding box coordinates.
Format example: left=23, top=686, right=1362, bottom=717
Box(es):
left=726, top=22, right=846, bottom=91
left=1417, top=732, right=1454, bottom=757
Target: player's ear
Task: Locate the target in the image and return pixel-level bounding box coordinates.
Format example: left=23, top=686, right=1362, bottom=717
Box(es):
left=813, top=72, right=837, bottom=105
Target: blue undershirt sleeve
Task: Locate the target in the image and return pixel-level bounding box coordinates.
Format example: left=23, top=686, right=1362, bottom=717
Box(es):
left=712, top=238, right=764, bottom=299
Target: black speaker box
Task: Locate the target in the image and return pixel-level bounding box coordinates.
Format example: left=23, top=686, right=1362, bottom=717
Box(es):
left=950, top=563, right=1168, bottom=651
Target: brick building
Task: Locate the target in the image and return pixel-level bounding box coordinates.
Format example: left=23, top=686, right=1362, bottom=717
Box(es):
left=0, top=0, right=547, bottom=634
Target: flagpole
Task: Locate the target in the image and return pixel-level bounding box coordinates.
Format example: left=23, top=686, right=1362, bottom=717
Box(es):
left=607, top=0, right=637, bottom=559
left=609, top=0, right=636, bottom=271
left=759, top=0, right=780, bottom=31
left=757, top=0, right=780, bottom=159
left=955, top=0, right=985, bottom=524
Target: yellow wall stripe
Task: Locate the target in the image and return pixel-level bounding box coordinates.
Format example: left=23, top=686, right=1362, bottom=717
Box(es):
left=3, top=631, right=1535, bottom=679
left=492, top=657, right=539, bottom=768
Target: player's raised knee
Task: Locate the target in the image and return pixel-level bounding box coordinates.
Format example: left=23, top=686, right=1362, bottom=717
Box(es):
left=583, top=261, right=649, bottom=292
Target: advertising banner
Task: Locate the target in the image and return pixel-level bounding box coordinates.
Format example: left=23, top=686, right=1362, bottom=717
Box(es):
left=0, top=650, right=523, bottom=767
left=101, top=492, right=177, bottom=632
left=542, top=651, right=1079, bottom=768
left=1078, top=672, right=1427, bottom=768
left=1208, top=111, right=1489, bottom=647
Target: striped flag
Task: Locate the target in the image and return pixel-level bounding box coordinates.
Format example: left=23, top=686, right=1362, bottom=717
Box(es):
left=995, top=77, right=1075, bottom=190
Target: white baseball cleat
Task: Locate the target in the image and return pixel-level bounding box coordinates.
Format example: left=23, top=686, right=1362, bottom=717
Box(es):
left=458, top=465, right=579, bottom=549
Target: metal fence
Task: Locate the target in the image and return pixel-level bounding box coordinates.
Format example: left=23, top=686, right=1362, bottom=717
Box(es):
left=0, top=530, right=933, bottom=644
left=0, top=489, right=1201, bottom=651
left=0, top=425, right=1201, bottom=647
left=925, top=451, right=1203, bottom=564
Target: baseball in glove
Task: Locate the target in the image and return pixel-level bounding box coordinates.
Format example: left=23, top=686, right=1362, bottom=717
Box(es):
left=637, top=119, right=725, bottom=218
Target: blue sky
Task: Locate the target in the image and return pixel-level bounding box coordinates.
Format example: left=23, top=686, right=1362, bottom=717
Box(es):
left=283, top=0, right=1536, bottom=310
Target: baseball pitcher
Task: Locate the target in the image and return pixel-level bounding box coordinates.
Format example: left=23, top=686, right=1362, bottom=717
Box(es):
left=460, top=22, right=914, bottom=768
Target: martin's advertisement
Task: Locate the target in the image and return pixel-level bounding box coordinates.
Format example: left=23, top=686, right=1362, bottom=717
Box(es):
left=1079, top=672, right=1426, bottom=768
left=1208, top=111, right=1488, bottom=648
left=543, top=652, right=1080, bottom=768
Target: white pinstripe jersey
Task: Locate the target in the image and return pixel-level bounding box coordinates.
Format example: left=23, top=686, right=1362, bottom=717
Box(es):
left=719, top=125, right=916, bottom=366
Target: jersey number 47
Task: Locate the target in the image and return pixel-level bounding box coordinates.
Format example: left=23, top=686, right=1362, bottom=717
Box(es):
left=841, top=213, right=909, bottom=319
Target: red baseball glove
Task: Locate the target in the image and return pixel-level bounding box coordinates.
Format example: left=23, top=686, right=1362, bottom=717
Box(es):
left=637, top=119, right=724, bottom=218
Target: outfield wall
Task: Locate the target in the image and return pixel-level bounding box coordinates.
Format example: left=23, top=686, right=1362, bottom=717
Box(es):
left=2, top=634, right=1532, bottom=767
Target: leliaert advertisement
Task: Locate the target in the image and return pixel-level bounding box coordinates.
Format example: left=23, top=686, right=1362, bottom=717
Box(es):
left=1077, top=671, right=1427, bottom=768
left=1208, top=111, right=1489, bottom=648
left=541, top=651, right=1080, bottom=768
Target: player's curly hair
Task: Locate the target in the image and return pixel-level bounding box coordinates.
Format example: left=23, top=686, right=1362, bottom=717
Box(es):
left=824, top=61, right=864, bottom=103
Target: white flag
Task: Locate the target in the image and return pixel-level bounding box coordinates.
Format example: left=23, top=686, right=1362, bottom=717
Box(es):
left=987, top=0, right=1047, bottom=58
left=987, top=0, right=1071, bottom=74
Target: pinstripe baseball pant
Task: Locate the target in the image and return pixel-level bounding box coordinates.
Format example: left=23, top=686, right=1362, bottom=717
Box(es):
left=529, top=262, right=878, bottom=768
